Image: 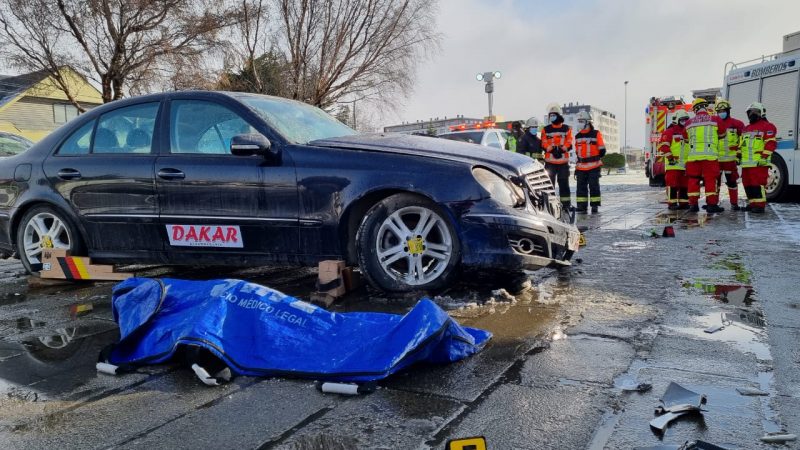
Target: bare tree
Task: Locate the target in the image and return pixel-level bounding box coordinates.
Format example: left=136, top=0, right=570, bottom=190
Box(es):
left=0, top=1, right=88, bottom=110
left=0, top=0, right=238, bottom=108
left=275, top=0, right=440, bottom=109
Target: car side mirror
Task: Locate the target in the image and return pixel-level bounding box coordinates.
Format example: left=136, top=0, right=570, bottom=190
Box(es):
left=230, top=134, right=273, bottom=157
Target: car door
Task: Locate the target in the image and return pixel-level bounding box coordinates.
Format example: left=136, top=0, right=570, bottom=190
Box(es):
left=156, top=98, right=298, bottom=258
left=42, top=101, right=164, bottom=255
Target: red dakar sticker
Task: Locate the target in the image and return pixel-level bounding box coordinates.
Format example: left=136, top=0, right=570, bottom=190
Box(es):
left=166, top=225, right=243, bottom=248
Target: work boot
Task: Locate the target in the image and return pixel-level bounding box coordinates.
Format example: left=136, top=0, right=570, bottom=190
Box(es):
left=576, top=207, right=588, bottom=214
left=689, top=205, right=700, bottom=213
left=701, top=204, right=707, bottom=210
left=706, top=204, right=725, bottom=213
left=678, top=204, right=690, bottom=210
left=591, top=206, right=599, bottom=214
left=750, top=206, right=765, bottom=214
left=744, top=204, right=752, bottom=212
left=731, top=204, right=742, bottom=211
left=668, top=204, right=679, bottom=211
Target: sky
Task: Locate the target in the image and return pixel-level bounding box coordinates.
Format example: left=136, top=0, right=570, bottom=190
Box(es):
left=387, top=0, right=800, bottom=148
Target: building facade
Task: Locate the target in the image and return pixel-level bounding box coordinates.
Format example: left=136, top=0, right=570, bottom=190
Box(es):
left=383, top=115, right=485, bottom=136
left=0, top=67, right=102, bottom=142
left=560, top=103, right=621, bottom=154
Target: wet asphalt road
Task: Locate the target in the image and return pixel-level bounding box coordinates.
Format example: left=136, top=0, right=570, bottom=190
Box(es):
left=0, top=171, right=798, bottom=449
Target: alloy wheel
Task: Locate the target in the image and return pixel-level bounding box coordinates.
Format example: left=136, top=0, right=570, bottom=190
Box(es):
left=23, top=212, right=71, bottom=265
left=375, top=206, right=453, bottom=286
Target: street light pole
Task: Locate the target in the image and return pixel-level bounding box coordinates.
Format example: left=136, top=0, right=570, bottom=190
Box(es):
left=477, top=71, right=502, bottom=119
left=624, top=80, right=629, bottom=154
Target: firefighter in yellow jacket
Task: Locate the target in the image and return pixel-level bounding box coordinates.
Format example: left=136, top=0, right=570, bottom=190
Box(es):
left=573, top=110, right=606, bottom=213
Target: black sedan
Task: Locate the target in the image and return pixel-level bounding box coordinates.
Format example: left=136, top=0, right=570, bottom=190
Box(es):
left=0, top=91, right=579, bottom=292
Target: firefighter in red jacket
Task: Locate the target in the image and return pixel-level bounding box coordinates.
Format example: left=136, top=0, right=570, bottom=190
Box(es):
left=684, top=98, right=727, bottom=213
left=541, top=103, right=573, bottom=208
left=740, top=102, right=777, bottom=213
left=573, top=110, right=605, bottom=213
left=714, top=99, right=745, bottom=210
left=658, top=109, right=690, bottom=210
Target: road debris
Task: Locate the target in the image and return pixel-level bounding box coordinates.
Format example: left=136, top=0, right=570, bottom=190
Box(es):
left=619, top=380, right=653, bottom=392
left=634, top=440, right=729, bottom=450
left=760, top=432, right=797, bottom=444
left=315, top=381, right=377, bottom=396
left=650, top=383, right=707, bottom=433
left=735, top=386, right=769, bottom=396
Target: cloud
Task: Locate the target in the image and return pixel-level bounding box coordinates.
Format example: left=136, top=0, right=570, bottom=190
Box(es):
left=391, top=0, right=800, bottom=148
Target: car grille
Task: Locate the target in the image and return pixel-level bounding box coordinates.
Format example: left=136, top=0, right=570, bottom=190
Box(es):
left=525, top=169, right=555, bottom=197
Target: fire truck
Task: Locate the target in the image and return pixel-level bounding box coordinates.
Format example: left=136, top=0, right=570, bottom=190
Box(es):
left=644, top=96, right=692, bottom=186
left=723, top=51, right=800, bottom=201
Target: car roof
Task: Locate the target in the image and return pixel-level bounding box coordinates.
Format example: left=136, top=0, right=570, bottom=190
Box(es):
left=440, top=128, right=505, bottom=135
left=83, top=90, right=313, bottom=116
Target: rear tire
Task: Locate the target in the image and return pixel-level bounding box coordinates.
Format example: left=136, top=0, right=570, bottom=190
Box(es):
left=356, top=194, right=460, bottom=292
left=766, top=153, right=789, bottom=202
left=16, top=205, right=85, bottom=274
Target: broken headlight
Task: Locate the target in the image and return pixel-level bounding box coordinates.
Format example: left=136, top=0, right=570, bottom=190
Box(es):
left=472, top=167, right=525, bottom=207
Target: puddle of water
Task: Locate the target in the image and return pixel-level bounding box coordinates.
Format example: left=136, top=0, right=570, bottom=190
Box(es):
left=668, top=310, right=771, bottom=361
left=757, top=371, right=782, bottom=433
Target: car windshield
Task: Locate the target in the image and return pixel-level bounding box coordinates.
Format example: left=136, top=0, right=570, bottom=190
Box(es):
left=240, top=95, right=357, bottom=144
left=439, top=132, right=484, bottom=144
left=0, top=134, right=33, bottom=155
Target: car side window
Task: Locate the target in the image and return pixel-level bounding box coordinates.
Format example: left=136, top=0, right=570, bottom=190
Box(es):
left=57, top=120, right=95, bottom=155
left=170, top=100, right=257, bottom=154
left=93, top=103, right=159, bottom=154
left=485, top=132, right=501, bottom=149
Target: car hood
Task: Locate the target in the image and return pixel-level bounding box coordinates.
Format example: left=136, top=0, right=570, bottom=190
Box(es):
left=309, top=133, right=538, bottom=176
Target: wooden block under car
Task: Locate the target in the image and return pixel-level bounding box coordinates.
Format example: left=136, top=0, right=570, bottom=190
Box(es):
left=341, top=267, right=361, bottom=291
left=40, top=249, right=133, bottom=281
left=317, top=260, right=346, bottom=298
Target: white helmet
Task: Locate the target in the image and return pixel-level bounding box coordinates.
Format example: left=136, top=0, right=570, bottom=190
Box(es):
left=746, top=102, right=766, bottom=116
left=546, top=103, right=563, bottom=115
left=576, top=110, right=592, bottom=122
left=525, top=116, right=539, bottom=128
left=673, top=109, right=690, bottom=122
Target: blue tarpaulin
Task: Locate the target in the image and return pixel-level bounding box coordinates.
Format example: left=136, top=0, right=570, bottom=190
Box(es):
left=106, top=278, right=491, bottom=382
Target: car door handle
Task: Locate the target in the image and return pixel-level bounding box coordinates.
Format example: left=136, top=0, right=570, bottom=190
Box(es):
left=57, top=169, right=82, bottom=180
left=157, top=168, right=185, bottom=180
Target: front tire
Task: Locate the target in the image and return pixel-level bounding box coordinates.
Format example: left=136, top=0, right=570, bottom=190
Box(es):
left=16, top=205, right=85, bottom=274
left=356, top=194, right=460, bottom=292
left=765, top=154, right=789, bottom=202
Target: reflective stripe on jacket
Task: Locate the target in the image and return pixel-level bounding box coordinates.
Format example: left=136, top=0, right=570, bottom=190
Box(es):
left=717, top=116, right=745, bottom=162
left=541, top=123, right=572, bottom=164
left=575, top=128, right=605, bottom=171
left=740, top=119, right=778, bottom=168
left=658, top=124, right=688, bottom=171
left=685, top=112, right=725, bottom=162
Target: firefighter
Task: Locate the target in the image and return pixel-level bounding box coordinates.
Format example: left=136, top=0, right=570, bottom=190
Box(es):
left=541, top=103, right=573, bottom=208
left=517, top=117, right=543, bottom=160
left=505, top=121, right=524, bottom=152
left=714, top=99, right=745, bottom=210
left=573, top=111, right=605, bottom=213
left=739, top=102, right=777, bottom=213
left=684, top=98, right=727, bottom=213
left=658, top=109, right=690, bottom=210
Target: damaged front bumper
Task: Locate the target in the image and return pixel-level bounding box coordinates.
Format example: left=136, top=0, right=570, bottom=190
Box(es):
left=456, top=200, right=580, bottom=272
